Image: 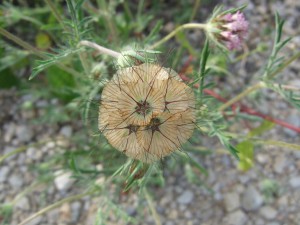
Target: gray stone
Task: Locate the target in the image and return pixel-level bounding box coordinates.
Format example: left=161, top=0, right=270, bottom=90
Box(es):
left=283, top=113, right=300, bottom=137
left=273, top=155, right=288, bottom=174
left=259, top=206, right=277, bottom=220
left=224, top=192, right=240, bottom=212
left=15, top=197, right=30, bottom=211
left=126, top=206, right=137, bottom=217
left=15, top=125, right=34, bottom=143
left=289, top=176, right=300, bottom=188
left=4, top=122, right=16, bottom=142
left=71, top=201, right=82, bottom=222
left=4, top=146, right=17, bottom=161
left=46, top=208, right=60, bottom=224
left=266, top=223, right=280, bottom=225
left=168, top=208, right=178, bottom=219
left=8, top=174, right=24, bottom=189
left=293, top=151, right=300, bottom=159
left=0, top=166, right=10, bottom=183
left=241, top=186, right=263, bottom=211
left=223, top=210, right=248, bottom=225
left=256, top=154, right=269, bottom=164
left=176, top=190, right=194, bottom=205
left=26, top=147, right=43, bottom=161
left=54, top=171, right=75, bottom=191
left=59, top=126, right=73, bottom=138
left=165, top=221, right=175, bottom=225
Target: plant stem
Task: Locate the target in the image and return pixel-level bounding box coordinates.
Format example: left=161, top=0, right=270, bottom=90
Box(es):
left=149, top=23, right=207, bottom=49
left=272, top=83, right=300, bottom=92
left=144, top=189, right=162, bottom=225
left=45, top=0, right=65, bottom=30
left=79, top=40, right=121, bottom=58
left=190, top=0, right=201, bottom=21
left=97, top=0, right=118, bottom=43
left=18, top=191, right=93, bottom=225
left=78, top=51, right=90, bottom=76
left=0, top=27, right=44, bottom=58
left=268, top=51, right=300, bottom=79
left=218, top=82, right=264, bottom=111
left=0, top=28, right=81, bottom=77
left=0, top=139, right=54, bottom=165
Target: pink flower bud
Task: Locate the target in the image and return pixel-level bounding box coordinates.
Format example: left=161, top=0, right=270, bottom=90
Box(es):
left=209, top=10, right=249, bottom=51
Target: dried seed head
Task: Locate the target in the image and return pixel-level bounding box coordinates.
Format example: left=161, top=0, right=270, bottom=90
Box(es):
left=99, top=63, right=195, bottom=163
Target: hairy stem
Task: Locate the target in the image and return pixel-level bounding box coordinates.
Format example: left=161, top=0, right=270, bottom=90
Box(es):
left=45, top=0, right=65, bottom=30
left=0, top=27, right=43, bottom=57
left=144, top=189, right=162, bottom=225
left=218, top=82, right=264, bottom=111
left=0, top=28, right=81, bottom=77
left=190, top=0, right=201, bottom=21
left=149, top=23, right=207, bottom=49
left=268, top=51, right=300, bottom=79
left=97, top=0, right=118, bottom=43
left=0, top=138, right=61, bottom=165
left=79, top=40, right=121, bottom=58
left=18, top=191, right=94, bottom=225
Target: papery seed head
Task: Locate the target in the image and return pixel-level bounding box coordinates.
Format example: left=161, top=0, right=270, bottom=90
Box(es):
left=99, top=63, right=196, bottom=163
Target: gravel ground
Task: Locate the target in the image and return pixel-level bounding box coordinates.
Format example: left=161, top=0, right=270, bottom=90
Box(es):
left=1, top=0, right=300, bottom=225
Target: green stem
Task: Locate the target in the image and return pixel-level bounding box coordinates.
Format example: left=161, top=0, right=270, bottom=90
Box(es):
left=0, top=27, right=44, bottom=58
left=218, top=82, right=264, bottom=111
left=0, top=138, right=63, bottom=165
left=143, top=189, right=162, bottom=225
left=78, top=51, right=90, bottom=76
left=122, top=1, right=133, bottom=20
left=12, top=182, right=43, bottom=205
left=268, top=51, right=300, bottom=79
left=190, top=0, right=201, bottom=21
left=45, top=0, right=65, bottom=30
left=0, top=28, right=81, bottom=77
left=18, top=191, right=94, bottom=225
left=97, top=0, right=118, bottom=43
left=149, top=23, right=207, bottom=49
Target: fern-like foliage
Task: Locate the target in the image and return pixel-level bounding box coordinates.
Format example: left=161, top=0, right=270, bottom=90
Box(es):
left=263, top=13, right=292, bottom=80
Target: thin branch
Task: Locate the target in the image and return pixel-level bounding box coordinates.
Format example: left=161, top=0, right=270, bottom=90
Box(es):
left=0, top=28, right=81, bottom=77
left=149, top=23, right=207, bottom=49
left=18, top=191, right=93, bottom=225
left=143, top=189, right=162, bottom=225
left=179, top=74, right=300, bottom=133
left=0, top=27, right=44, bottom=58
left=79, top=40, right=121, bottom=58
left=45, top=0, right=66, bottom=30
left=218, top=82, right=264, bottom=111
left=269, top=51, right=300, bottom=79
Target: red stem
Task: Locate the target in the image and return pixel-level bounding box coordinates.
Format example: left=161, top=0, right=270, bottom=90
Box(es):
left=179, top=74, right=300, bottom=133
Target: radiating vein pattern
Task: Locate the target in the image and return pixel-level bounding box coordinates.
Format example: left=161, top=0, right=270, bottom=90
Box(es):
left=99, top=63, right=196, bottom=163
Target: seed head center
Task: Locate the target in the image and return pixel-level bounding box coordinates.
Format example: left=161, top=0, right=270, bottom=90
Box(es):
left=135, top=100, right=151, bottom=116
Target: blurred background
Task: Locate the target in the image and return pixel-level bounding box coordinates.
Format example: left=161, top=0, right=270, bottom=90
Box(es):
left=0, top=0, right=300, bottom=225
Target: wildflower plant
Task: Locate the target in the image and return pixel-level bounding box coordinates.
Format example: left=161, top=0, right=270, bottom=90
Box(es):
left=0, top=1, right=300, bottom=224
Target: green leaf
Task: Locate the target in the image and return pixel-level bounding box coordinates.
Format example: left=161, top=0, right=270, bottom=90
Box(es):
left=248, top=120, right=275, bottom=138
left=0, top=46, right=29, bottom=72
left=46, top=66, right=78, bottom=102
left=0, top=69, right=20, bottom=89
left=144, top=20, right=163, bottom=44
left=237, top=140, right=254, bottom=171
left=29, top=48, right=80, bottom=80
left=69, top=154, right=79, bottom=174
